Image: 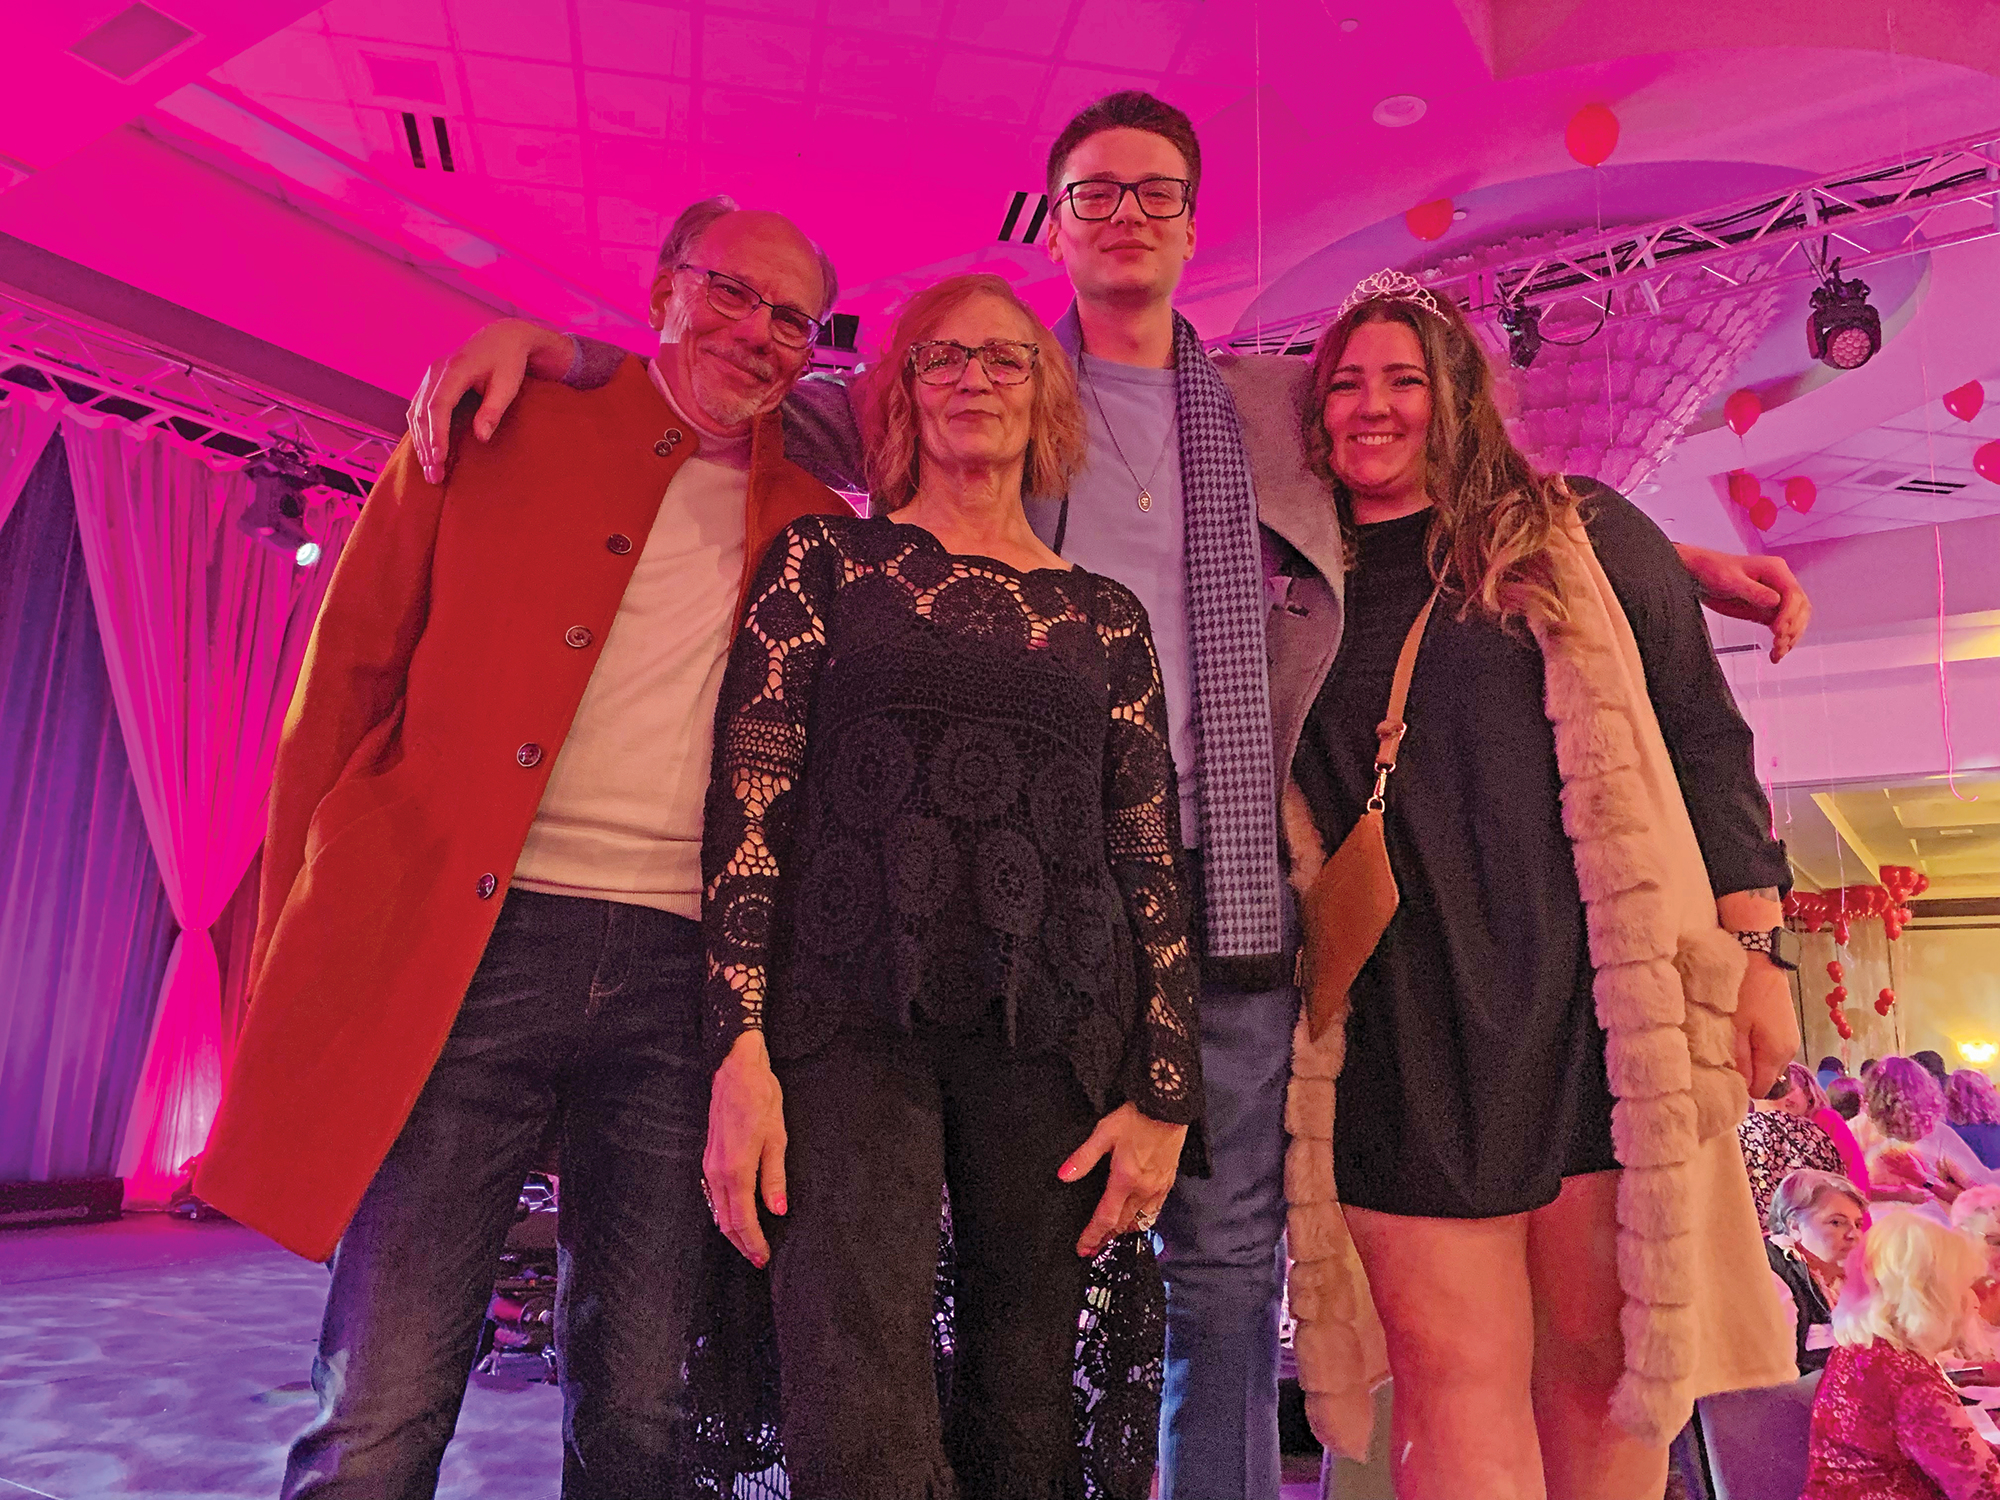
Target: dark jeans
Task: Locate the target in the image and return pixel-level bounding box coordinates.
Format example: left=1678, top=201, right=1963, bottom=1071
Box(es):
left=281, top=891, right=711, bottom=1500
left=768, top=1029, right=1106, bottom=1500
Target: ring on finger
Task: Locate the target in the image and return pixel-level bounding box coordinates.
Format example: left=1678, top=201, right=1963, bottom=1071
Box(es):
left=1133, top=1207, right=1158, bottom=1233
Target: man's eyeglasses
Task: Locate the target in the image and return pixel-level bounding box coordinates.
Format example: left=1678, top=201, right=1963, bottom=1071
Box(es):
left=907, top=340, right=1039, bottom=387
left=1058, top=177, right=1193, bottom=222
left=676, top=264, right=823, bottom=350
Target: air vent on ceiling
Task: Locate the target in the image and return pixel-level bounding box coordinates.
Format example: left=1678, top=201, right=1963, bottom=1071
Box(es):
left=816, top=314, right=860, bottom=352
left=70, top=3, right=198, bottom=81
left=1896, top=477, right=1968, bottom=495
left=400, top=113, right=457, bottom=172
left=998, top=192, right=1050, bottom=245
left=364, top=53, right=447, bottom=105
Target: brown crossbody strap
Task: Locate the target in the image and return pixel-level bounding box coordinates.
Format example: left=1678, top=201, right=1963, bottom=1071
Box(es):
left=1367, top=587, right=1441, bottom=810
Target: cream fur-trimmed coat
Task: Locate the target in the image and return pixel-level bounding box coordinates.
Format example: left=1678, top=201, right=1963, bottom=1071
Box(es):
left=1277, top=517, right=1797, bottom=1458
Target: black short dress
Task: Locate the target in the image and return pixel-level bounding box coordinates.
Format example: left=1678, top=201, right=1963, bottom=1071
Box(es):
left=1289, top=483, right=1790, bottom=1219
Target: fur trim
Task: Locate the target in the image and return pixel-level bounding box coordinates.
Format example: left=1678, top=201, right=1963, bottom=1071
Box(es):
left=1284, top=1077, right=1335, bottom=1138
left=1617, top=1230, right=1701, bottom=1304
left=1619, top=1164, right=1702, bottom=1240
left=1586, top=892, right=1677, bottom=967
left=1282, top=778, right=1329, bottom=894
left=1620, top=1300, right=1701, bottom=1381
left=1594, top=959, right=1688, bottom=1031
left=1603, top=1025, right=1694, bottom=1100
left=1572, top=832, right=1666, bottom=904
left=1611, top=1094, right=1701, bottom=1169
left=1286, top=1135, right=1337, bottom=1203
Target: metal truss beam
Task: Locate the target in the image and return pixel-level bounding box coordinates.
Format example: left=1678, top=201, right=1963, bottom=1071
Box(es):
left=1220, top=128, right=2000, bottom=355
left=0, top=283, right=396, bottom=495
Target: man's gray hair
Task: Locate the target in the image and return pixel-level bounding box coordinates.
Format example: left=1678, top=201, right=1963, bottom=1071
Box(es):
left=655, top=194, right=840, bottom=318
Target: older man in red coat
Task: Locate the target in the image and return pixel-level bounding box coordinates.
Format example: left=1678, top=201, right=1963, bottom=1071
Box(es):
left=195, top=199, right=844, bottom=1498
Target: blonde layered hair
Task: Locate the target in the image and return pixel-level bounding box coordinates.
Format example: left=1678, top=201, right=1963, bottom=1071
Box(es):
left=1866, top=1056, right=1947, bottom=1144
left=1304, top=293, right=1578, bottom=626
left=1949, top=1069, right=2000, bottom=1127
left=856, top=273, right=1086, bottom=512
left=1834, top=1211, right=1984, bottom=1357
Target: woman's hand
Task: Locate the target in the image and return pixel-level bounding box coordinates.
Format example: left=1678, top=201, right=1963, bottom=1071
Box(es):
left=703, top=1031, right=787, bottom=1268
left=1731, top=952, right=1801, bottom=1100
left=1058, top=1102, right=1187, bottom=1259
left=408, top=319, right=577, bottom=484
left=1673, top=543, right=1812, bottom=663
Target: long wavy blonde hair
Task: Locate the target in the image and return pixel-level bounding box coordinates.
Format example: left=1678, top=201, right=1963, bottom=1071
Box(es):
left=1833, top=1211, right=1983, bottom=1357
left=1304, top=293, right=1578, bottom=625
left=856, top=273, right=1086, bottom=512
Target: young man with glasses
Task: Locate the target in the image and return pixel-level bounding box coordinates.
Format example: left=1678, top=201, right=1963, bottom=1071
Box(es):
left=408, top=95, right=1812, bottom=1500
left=196, top=199, right=845, bottom=1499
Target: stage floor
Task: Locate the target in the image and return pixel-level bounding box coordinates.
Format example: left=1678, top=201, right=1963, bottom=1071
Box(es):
left=0, top=1214, right=1327, bottom=1499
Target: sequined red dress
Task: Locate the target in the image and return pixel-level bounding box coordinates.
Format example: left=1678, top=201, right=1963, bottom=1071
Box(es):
left=1802, top=1342, right=2000, bottom=1499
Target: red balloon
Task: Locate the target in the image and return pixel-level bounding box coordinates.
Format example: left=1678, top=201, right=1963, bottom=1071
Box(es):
left=1879, top=988, right=1896, bottom=1006
left=1834, top=918, right=1851, bottom=945
left=1827, top=960, right=1844, bottom=981
left=1945, top=380, right=1986, bottom=422
left=1830, top=986, right=1848, bottom=1005
left=1977, top=441, right=2000, bottom=485
left=1750, top=497, right=1779, bottom=531
left=1785, top=476, right=1818, bottom=513
left=1727, top=470, right=1759, bottom=507
left=1913, top=872, right=1930, bottom=896
left=1565, top=103, right=1620, bottom=167
left=1405, top=199, right=1454, bottom=242
left=1724, top=389, right=1762, bottom=436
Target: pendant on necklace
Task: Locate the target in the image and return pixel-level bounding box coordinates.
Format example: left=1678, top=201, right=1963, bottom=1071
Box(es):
left=1137, top=489, right=1153, bottom=513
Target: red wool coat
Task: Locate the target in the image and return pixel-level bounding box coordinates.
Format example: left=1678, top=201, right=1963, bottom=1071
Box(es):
left=195, top=356, right=843, bottom=1260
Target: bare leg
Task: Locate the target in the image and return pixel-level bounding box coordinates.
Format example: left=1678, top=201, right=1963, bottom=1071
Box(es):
left=1342, top=1203, right=1546, bottom=1500
left=1525, top=1171, right=1668, bottom=1500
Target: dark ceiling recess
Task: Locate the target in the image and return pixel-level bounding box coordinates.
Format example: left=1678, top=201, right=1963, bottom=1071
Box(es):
left=401, top=114, right=458, bottom=172
left=69, top=3, right=197, bottom=81
left=998, top=192, right=1050, bottom=245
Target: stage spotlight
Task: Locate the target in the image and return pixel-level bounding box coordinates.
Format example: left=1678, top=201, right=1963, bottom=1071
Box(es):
left=1498, top=299, right=1542, bottom=368
left=1807, top=261, right=1881, bottom=371
left=237, top=441, right=323, bottom=565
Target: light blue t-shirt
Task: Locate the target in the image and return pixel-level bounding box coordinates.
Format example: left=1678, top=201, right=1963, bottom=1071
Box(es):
left=1046, top=353, right=1200, bottom=847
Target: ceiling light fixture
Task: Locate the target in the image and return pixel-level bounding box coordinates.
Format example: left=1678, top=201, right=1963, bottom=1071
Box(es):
left=236, top=441, right=322, bottom=567
left=1807, top=258, right=1882, bottom=371
left=1961, top=1040, right=1998, bottom=1067
left=1372, top=95, right=1427, bottom=128
left=1497, top=299, right=1542, bottom=368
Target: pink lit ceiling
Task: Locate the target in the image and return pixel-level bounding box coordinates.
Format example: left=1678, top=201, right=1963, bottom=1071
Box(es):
left=2, top=0, right=1999, bottom=547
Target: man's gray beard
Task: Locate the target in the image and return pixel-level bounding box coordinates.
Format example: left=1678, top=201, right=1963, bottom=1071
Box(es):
left=689, top=355, right=778, bottom=429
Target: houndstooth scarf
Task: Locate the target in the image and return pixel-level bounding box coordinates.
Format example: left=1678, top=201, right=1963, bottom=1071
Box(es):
left=1169, top=312, right=1284, bottom=967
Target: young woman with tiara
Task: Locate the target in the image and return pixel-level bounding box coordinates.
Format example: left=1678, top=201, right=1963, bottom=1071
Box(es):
left=1261, top=270, right=1801, bottom=1497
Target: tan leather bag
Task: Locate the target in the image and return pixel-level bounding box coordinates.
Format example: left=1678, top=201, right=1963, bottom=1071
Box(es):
left=1297, top=589, right=1439, bottom=1040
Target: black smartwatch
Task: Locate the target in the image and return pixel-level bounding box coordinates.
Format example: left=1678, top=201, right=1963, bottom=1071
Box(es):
left=1734, top=926, right=1800, bottom=971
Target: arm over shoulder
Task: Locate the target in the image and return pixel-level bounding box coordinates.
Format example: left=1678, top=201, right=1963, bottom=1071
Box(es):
left=1577, top=480, right=1790, bottom=898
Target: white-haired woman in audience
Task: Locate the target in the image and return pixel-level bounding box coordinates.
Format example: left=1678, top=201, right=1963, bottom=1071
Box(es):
left=1766, top=1168, right=1867, bottom=1373
left=1801, top=1212, right=2000, bottom=1499
left=1951, top=1186, right=2000, bottom=1363
left=1866, top=1057, right=1997, bottom=1209
left=1948, top=1071, right=2000, bottom=1171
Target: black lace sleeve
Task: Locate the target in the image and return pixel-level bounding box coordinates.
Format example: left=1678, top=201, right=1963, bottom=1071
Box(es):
left=700, top=517, right=837, bottom=1069
left=1094, top=579, right=1202, bottom=1126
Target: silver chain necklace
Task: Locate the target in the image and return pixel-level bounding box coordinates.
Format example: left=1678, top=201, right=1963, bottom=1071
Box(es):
left=1082, top=362, right=1176, bottom=513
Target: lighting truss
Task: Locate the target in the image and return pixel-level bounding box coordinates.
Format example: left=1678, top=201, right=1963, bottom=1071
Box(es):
left=1220, top=128, right=2000, bottom=355
left=0, top=283, right=397, bottom=497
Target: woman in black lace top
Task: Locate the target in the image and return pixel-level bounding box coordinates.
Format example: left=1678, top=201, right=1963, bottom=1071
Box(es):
left=699, top=272, right=1201, bottom=1500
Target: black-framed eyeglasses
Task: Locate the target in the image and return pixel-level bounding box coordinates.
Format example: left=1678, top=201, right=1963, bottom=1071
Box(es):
left=675, top=264, right=823, bottom=350
left=907, top=340, right=1039, bottom=387
left=1058, top=177, right=1193, bottom=221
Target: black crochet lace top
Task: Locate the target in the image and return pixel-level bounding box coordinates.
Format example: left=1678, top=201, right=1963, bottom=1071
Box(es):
left=701, top=514, right=1201, bottom=1125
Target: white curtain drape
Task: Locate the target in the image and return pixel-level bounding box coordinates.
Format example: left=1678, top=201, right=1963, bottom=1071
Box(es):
left=0, top=392, right=63, bottom=534
left=61, top=412, right=356, bottom=1205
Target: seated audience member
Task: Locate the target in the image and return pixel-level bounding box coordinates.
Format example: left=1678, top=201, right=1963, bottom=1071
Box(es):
left=1861, top=1058, right=1881, bottom=1078
left=1766, top=1168, right=1867, bottom=1373
left=1828, top=1076, right=1864, bottom=1122
left=1819, top=1054, right=1848, bottom=1089
left=1740, top=1064, right=1846, bottom=1223
left=1801, top=1212, right=2000, bottom=1500
left=1867, top=1057, right=1998, bottom=1207
left=1915, top=1050, right=1952, bottom=1089
left=1948, top=1071, right=2000, bottom=1170
left=1951, top=1186, right=2000, bottom=1361
left=1794, top=1061, right=1874, bottom=1204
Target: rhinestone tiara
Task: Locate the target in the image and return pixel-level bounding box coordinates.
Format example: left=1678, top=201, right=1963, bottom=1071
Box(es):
left=1336, top=268, right=1446, bottom=322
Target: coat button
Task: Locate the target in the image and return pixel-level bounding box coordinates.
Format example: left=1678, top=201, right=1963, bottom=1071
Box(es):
left=565, top=625, right=594, bottom=649
left=606, top=533, right=632, bottom=555
left=516, top=742, right=544, bottom=768
left=475, top=873, right=498, bottom=900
